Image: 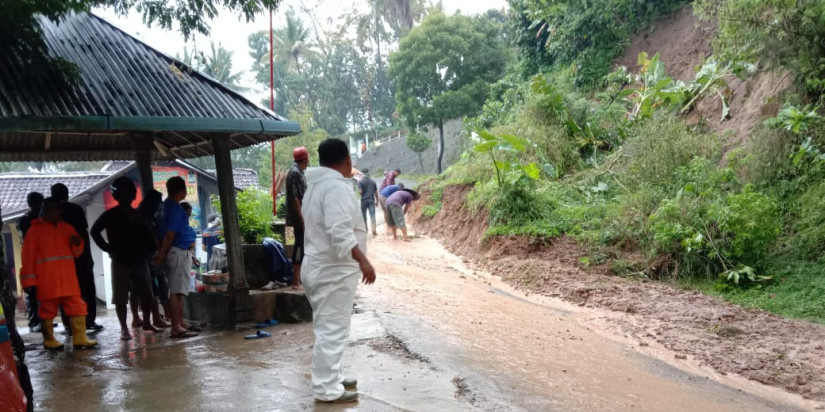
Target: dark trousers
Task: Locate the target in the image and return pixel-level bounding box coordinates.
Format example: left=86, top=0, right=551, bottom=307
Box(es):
left=361, top=201, right=376, bottom=227
left=24, top=288, right=40, bottom=328
left=151, top=263, right=170, bottom=305
left=61, top=261, right=96, bottom=328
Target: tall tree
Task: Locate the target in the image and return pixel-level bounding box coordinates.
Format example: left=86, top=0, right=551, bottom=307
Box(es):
left=195, top=42, right=245, bottom=90
left=268, top=10, right=318, bottom=73
left=248, top=22, right=374, bottom=135
left=389, top=12, right=508, bottom=173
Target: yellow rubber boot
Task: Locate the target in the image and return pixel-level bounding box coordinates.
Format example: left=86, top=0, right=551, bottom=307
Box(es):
left=70, top=316, right=98, bottom=348
left=40, top=318, right=64, bottom=350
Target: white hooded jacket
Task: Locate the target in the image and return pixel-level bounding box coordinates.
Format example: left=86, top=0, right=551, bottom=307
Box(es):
left=301, top=167, right=368, bottom=269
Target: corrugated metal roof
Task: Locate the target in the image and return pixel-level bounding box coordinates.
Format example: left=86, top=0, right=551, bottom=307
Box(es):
left=1, top=13, right=278, bottom=121
left=0, top=12, right=301, bottom=162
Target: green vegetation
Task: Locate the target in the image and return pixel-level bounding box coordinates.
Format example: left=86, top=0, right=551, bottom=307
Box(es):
left=420, top=186, right=443, bottom=219
left=409, top=0, right=825, bottom=323
left=406, top=132, right=432, bottom=173
left=212, top=189, right=278, bottom=244
left=389, top=11, right=509, bottom=173
left=695, top=0, right=825, bottom=97
left=507, top=0, right=688, bottom=86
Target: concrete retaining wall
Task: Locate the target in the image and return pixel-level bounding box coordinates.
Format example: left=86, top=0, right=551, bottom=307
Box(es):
left=355, top=118, right=467, bottom=175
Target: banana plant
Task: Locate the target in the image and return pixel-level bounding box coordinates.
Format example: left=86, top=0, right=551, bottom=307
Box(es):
left=679, top=59, right=746, bottom=122
left=626, top=53, right=683, bottom=122
left=473, top=130, right=542, bottom=188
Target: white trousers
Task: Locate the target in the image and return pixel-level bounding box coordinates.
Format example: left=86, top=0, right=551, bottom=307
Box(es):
left=302, top=260, right=360, bottom=401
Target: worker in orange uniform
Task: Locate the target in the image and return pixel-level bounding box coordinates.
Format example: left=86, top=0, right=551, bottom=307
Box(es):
left=20, top=198, right=97, bottom=350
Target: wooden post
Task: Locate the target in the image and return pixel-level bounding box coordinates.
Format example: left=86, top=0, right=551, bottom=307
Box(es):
left=211, top=135, right=252, bottom=325
left=136, top=149, right=153, bottom=195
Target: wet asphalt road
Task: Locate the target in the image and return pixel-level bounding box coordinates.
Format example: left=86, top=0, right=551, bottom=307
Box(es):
left=18, top=226, right=817, bottom=411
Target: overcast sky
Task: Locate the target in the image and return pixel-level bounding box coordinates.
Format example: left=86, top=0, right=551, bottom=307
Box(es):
left=94, top=0, right=509, bottom=105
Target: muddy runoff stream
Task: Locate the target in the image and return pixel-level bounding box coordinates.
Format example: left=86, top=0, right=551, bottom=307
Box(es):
left=362, top=232, right=816, bottom=411
left=21, top=230, right=815, bottom=411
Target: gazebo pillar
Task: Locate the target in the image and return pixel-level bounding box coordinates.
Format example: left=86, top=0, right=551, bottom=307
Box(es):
left=136, top=149, right=154, bottom=195
left=211, top=135, right=252, bottom=325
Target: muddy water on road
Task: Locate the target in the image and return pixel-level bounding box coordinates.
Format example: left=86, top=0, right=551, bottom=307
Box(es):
left=363, top=233, right=814, bottom=411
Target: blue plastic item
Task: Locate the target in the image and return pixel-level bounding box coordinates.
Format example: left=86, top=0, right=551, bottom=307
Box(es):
left=256, top=319, right=279, bottom=329
left=262, top=237, right=293, bottom=284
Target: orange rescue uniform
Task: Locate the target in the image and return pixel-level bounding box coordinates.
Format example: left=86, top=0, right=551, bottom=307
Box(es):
left=20, top=219, right=87, bottom=319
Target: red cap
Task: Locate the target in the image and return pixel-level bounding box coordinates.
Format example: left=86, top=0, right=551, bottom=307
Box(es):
left=293, top=147, right=309, bottom=161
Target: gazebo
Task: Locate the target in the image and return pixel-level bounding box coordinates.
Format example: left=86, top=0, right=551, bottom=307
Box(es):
left=0, top=12, right=301, bottom=325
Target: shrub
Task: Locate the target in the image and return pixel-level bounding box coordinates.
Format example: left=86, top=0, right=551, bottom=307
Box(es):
left=420, top=186, right=445, bottom=219
left=213, top=189, right=276, bottom=244
left=611, top=115, right=720, bottom=192
left=488, top=178, right=545, bottom=226
left=647, top=160, right=780, bottom=279
left=736, top=125, right=798, bottom=187
left=793, top=181, right=825, bottom=260
left=441, top=152, right=495, bottom=186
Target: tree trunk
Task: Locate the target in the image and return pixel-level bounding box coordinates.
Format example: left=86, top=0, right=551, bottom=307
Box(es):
left=374, top=8, right=383, bottom=69
left=437, top=121, right=445, bottom=174
left=417, top=153, right=425, bottom=174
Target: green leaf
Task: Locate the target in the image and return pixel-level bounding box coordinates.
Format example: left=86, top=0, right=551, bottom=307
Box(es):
left=500, top=134, right=528, bottom=152
left=522, top=162, right=541, bottom=180
left=542, top=163, right=557, bottom=178
left=477, top=129, right=497, bottom=141
left=473, top=140, right=498, bottom=153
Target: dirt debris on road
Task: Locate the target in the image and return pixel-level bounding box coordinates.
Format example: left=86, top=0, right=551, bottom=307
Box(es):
left=410, top=184, right=825, bottom=404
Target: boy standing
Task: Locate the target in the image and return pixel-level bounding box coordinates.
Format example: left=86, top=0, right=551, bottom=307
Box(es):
left=91, top=177, right=160, bottom=340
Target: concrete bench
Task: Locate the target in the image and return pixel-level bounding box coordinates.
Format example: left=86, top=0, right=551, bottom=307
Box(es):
left=185, top=242, right=312, bottom=327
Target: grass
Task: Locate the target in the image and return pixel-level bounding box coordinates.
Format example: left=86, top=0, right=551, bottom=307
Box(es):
left=684, top=257, right=825, bottom=324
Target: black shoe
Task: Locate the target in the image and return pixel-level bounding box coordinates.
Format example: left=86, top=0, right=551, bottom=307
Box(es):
left=86, top=323, right=104, bottom=331
left=29, top=325, right=42, bottom=333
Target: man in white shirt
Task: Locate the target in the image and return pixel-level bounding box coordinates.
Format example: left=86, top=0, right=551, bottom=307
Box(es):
left=302, top=138, right=377, bottom=404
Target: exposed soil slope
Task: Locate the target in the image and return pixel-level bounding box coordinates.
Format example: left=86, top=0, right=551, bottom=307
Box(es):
left=615, top=6, right=793, bottom=143
left=411, top=185, right=825, bottom=403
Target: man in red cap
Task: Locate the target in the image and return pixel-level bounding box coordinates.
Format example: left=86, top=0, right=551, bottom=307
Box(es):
left=285, top=146, right=309, bottom=290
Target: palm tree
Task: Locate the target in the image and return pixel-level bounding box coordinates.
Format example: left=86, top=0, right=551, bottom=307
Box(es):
left=200, top=42, right=245, bottom=89
left=380, top=0, right=424, bottom=35
left=259, top=10, right=318, bottom=73
left=177, top=42, right=245, bottom=91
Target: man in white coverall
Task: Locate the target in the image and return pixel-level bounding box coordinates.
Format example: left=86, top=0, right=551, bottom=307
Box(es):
left=302, top=138, right=377, bottom=404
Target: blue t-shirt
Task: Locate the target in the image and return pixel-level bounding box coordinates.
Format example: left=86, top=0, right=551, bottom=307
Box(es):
left=161, top=199, right=196, bottom=250
left=380, top=184, right=402, bottom=198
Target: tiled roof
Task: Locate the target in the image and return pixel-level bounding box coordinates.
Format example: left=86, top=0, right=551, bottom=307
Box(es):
left=0, top=172, right=111, bottom=216
left=207, top=168, right=259, bottom=189
left=0, top=162, right=257, bottom=218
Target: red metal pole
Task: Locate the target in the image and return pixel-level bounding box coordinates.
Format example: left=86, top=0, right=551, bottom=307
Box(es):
left=269, top=8, right=277, bottom=216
